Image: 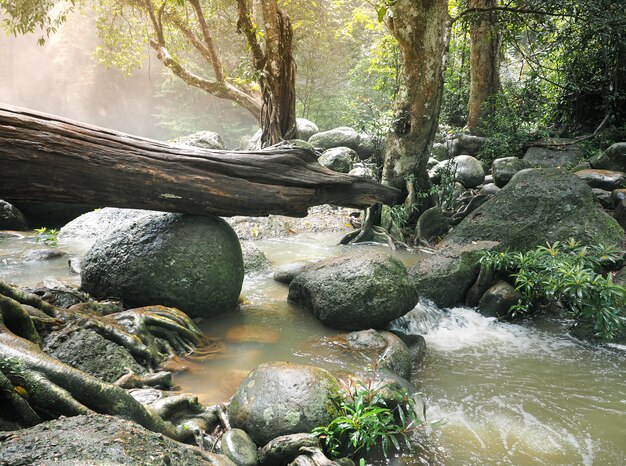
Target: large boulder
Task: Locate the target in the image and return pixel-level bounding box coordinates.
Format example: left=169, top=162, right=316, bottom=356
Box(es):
left=288, top=253, right=418, bottom=330
left=296, top=118, right=320, bottom=141
left=430, top=155, right=485, bottom=188
left=172, top=130, right=225, bottom=150
left=318, top=147, right=356, bottom=173
left=81, top=213, right=243, bottom=318
left=355, top=133, right=382, bottom=160
left=229, top=362, right=341, bottom=445
left=308, top=127, right=360, bottom=151
left=444, top=169, right=624, bottom=251
left=589, top=142, right=626, bottom=172
left=477, top=281, right=521, bottom=318
left=491, top=157, right=531, bottom=188
left=408, top=242, right=497, bottom=308
left=523, top=144, right=583, bottom=168
left=59, top=207, right=161, bottom=244
left=449, top=134, right=487, bottom=157
left=0, top=200, right=27, bottom=230
left=0, top=414, right=234, bottom=466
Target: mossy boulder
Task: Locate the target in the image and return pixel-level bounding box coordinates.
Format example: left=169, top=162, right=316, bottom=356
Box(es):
left=229, top=362, right=341, bottom=445
left=288, top=253, right=418, bottom=330
left=491, top=157, right=531, bottom=188
left=296, top=118, right=320, bottom=141
left=308, top=127, right=360, bottom=150
left=408, top=242, right=497, bottom=308
left=318, top=147, right=356, bottom=173
left=0, top=414, right=234, bottom=466
left=444, top=169, right=624, bottom=251
left=81, top=213, right=243, bottom=318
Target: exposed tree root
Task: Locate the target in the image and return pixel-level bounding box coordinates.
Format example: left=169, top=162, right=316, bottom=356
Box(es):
left=0, top=280, right=221, bottom=443
left=340, top=205, right=408, bottom=250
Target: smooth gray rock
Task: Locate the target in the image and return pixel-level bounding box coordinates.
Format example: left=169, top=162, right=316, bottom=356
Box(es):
left=592, top=188, right=613, bottom=209
left=288, top=253, right=418, bottom=330
left=229, top=362, right=340, bottom=445
left=614, top=199, right=626, bottom=230
left=241, top=241, right=270, bottom=274
left=258, top=434, right=320, bottom=466
left=273, top=261, right=312, bottom=285
left=444, top=169, right=624, bottom=251
left=296, top=118, right=320, bottom=141
left=575, top=169, right=626, bottom=191
left=172, top=130, right=225, bottom=150
left=348, top=165, right=376, bottom=180
left=59, top=207, right=160, bottom=244
left=221, top=428, right=258, bottom=466
left=480, top=183, right=501, bottom=195
left=308, top=127, right=360, bottom=150
left=477, top=281, right=521, bottom=318
left=355, top=133, right=382, bottom=160
left=449, top=134, right=487, bottom=157
left=491, top=157, right=531, bottom=188
left=318, top=147, right=356, bottom=173
left=81, top=213, right=243, bottom=318
left=431, top=155, right=485, bottom=188
left=589, top=142, right=626, bottom=172
left=612, top=188, right=626, bottom=206
left=343, top=329, right=412, bottom=380
left=523, top=145, right=583, bottom=168
left=22, top=249, right=67, bottom=262
left=0, top=200, right=27, bottom=230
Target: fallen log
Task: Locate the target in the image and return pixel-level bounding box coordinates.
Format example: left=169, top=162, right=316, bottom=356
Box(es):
left=0, top=104, right=400, bottom=217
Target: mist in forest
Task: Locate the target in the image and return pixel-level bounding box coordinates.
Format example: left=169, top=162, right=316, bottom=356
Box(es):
left=0, top=11, right=255, bottom=146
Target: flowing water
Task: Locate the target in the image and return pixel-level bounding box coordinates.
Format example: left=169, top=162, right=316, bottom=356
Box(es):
left=1, top=231, right=625, bottom=465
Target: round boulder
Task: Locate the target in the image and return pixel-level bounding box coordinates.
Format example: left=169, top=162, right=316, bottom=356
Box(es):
left=477, top=281, right=521, bottom=318
left=523, top=144, right=582, bottom=168
left=430, top=155, right=485, bottom=188
left=574, top=169, right=626, bottom=191
left=491, top=157, right=531, bottom=188
left=444, top=168, right=624, bottom=251
left=172, top=131, right=225, bottom=150
left=589, top=142, right=626, bottom=172
left=296, top=118, right=320, bottom=141
left=318, top=147, right=356, bottom=173
left=431, top=142, right=449, bottom=161
left=308, top=127, right=360, bottom=151
left=288, top=253, right=418, bottom=330
left=0, top=200, right=27, bottom=230
left=81, top=213, right=243, bottom=318
left=229, top=362, right=341, bottom=445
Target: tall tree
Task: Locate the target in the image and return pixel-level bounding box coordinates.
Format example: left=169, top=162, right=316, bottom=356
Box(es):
left=381, top=0, right=450, bottom=195
left=466, top=0, right=501, bottom=134
left=1, top=0, right=297, bottom=145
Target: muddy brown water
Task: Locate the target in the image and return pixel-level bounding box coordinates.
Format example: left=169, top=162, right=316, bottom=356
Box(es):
left=1, top=231, right=625, bottom=465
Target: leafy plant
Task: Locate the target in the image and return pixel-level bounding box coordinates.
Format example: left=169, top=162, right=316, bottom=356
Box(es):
left=312, top=378, right=423, bottom=461
left=34, top=227, right=59, bottom=248
left=479, top=239, right=626, bottom=339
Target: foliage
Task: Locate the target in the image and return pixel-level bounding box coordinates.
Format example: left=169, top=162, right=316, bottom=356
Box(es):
left=0, top=0, right=76, bottom=45
left=479, top=239, right=626, bottom=339
left=34, top=227, right=59, bottom=247
left=312, top=378, right=422, bottom=461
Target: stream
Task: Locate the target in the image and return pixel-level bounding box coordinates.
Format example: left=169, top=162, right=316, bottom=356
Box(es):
left=1, top=230, right=625, bottom=465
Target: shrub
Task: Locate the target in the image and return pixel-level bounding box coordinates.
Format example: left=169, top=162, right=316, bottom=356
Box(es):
left=34, top=227, right=59, bottom=247
left=479, top=239, right=625, bottom=339
left=312, top=378, right=423, bottom=461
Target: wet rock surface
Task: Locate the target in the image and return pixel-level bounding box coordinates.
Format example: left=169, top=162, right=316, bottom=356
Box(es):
left=81, top=213, right=243, bottom=318
left=0, top=200, right=27, bottom=230
left=229, top=362, right=340, bottom=445
left=288, top=253, right=417, bottom=330
left=0, top=414, right=234, bottom=466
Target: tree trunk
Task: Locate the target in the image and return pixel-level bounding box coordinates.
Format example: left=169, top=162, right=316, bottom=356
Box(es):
left=382, top=0, right=451, bottom=194
left=467, top=0, right=501, bottom=134
left=0, top=105, right=399, bottom=217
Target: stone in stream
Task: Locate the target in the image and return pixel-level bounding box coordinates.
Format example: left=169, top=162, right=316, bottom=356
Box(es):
left=221, top=428, right=258, bottom=466
left=288, top=253, right=418, bottom=330
left=477, top=281, right=521, bottom=319
left=273, top=260, right=313, bottom=284
left=229, top=362, right=341, bottom=445
left=258, top=434, right=321, bottom=466
left=0, top=199, right=28, bottom=230
left=444, top=168, right=624, bottom=251
left=81, top=213, right=243, bottom=319
left=415, top=206, right=450, bottom=243
left=0, top=414, right=235, bottom=466
left=241, top=241, right=271, bottom=274
left=574, top=169, right=626, bottom=191
left=21, top=248, right=67, bottom=262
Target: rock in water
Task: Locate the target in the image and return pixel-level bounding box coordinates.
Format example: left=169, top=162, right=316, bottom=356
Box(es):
left=288, top=253, right=417, bottom=330
left=0, top=199, right=27, bottom=230
left=444, top=168, right=624, bottom=251
left=229, top=362, right=340, bottom=445
left=81, top=213, right=243, bottom=318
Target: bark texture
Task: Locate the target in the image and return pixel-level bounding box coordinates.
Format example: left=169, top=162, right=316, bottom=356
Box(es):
left=467, top=0, right=501, bottom=134
left=0, top=105, right=399, bottom=216
left=382, top=0, right=451, bottom=192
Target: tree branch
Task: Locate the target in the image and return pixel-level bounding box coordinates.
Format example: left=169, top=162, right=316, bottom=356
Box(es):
left=186, top=0, right=225, bottom=82
left=235, top=0, right=266, bottom=70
